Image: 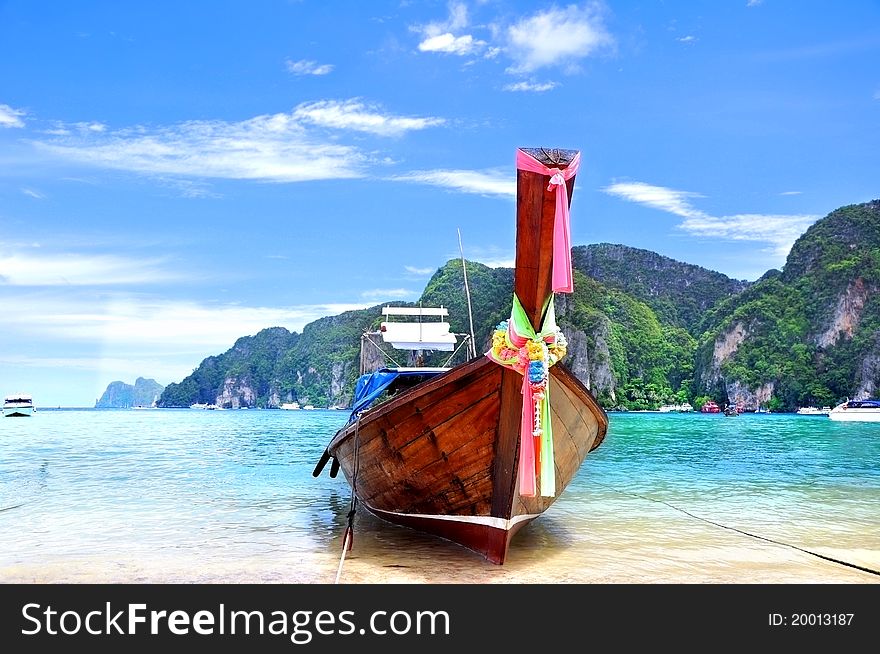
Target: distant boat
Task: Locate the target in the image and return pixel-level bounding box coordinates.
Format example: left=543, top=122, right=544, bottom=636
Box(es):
left=3, top=393, right=34, bottom=417
left=190, top=403, right=208, bottom=409
left=302, top=404, right=316, bottom=410
left=679, top=402, right=693, bottom=412
left=701, top=400, right=721, bottom=414
left=796, top=406, right=828, bottom=416
left=828, top=399, right=880, bottom=422
left=280, top=402, right=301, bottom=410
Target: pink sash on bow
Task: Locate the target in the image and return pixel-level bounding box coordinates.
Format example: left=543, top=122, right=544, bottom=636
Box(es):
left=515, top=149, right=581, bottom=293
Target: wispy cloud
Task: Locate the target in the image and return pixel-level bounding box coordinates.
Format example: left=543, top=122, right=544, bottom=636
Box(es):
left=503, top=80, right=558, bottom=92
left=677, top=35, right=696, bottom=44
left=0, top=103, right=26, bottom=128
left=603, top=181, right=819, bottom=257
left=779, top=190, right=802, bottom=196
left=0, top=293, right=371, bottom=358
left=419, top=33, right=483, bottom=55
left=360, top=288, right=416, bottom=301
left=413, top=1, right=485, bottom=56
left=506, top=4, right=614, bottom=74
left=0, top=251, right=182, bottom=286
left=31, top=99, right=443, bottom=182
left=747, top=0, right=763, bottom=7
left=603, top=181, right=705, bottom=219
left=391, top=168, right=515, bottom=198
left=404, top=265, right=436, bottom=276
left=873, top=89, right=880, bottom=101
left=458, top=244, right=514, bottom=269
left=21, top=188, right=45, bottom=200
left=291, top=99, right=445, bottom=136
left=285, top=58, right=335, bottom=75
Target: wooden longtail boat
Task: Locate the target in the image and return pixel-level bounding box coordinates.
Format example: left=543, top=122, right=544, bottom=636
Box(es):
left=314, top=147, right=608, bottom=564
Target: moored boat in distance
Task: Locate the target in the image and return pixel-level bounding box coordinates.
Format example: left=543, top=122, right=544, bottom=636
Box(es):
left=3, top=393, right=34, bottom=417
left=280, top=402, right=301, bottom=410
left=701, top=400, right=721, bottom=413
left=313, top=146, right=608, bottom=565
left=828, top=398, right=880, bottom=422
left=796, top=406, right=829, bottom=416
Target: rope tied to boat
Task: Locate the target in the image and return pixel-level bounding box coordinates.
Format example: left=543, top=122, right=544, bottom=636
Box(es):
left=334, top=413, right=362, bottom=584
left=487, top=294, right=567, bottom=497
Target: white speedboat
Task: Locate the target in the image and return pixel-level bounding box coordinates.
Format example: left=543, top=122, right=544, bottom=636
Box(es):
left=828, top=399, right=880, bottom=422
left=3, top=393, right=34, bottom=417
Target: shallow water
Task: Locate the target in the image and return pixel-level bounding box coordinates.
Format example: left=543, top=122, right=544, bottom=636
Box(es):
left=1, top=408, right=878, bottom=583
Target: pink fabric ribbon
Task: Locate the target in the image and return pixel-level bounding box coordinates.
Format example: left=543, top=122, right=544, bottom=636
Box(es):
left=515, top=149, right=581, bottom=293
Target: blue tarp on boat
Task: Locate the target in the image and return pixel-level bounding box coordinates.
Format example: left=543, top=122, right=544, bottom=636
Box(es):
left=346, top=368, right=446, bottom=423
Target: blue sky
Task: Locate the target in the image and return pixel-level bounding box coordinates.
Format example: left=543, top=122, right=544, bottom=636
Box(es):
left=1, top=1, right=878, bottom=407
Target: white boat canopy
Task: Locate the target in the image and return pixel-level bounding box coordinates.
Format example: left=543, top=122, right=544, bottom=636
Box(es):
left=380, top=306, right=457, bottom=351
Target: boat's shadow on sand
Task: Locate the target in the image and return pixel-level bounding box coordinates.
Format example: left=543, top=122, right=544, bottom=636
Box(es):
left=324, top=503, right=577, bottom=580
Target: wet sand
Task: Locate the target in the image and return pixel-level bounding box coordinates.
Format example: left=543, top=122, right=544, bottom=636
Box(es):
left=4, top=508, right=877, bottom=584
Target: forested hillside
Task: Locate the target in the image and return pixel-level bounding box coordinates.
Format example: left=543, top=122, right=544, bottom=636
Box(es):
left=156, top=200, right=880, bottom=412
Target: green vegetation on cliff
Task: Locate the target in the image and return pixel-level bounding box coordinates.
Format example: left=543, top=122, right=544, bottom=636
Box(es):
left=155, top=201, right=880, bottom=413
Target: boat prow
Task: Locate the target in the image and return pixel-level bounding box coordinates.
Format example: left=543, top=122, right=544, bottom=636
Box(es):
left=314, top=146, right=608, bottom=564
left=325, top=357, right=606, bottom=563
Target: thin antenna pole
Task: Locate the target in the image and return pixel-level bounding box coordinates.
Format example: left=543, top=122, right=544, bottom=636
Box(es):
left=457, top=228, right=477, bottom=358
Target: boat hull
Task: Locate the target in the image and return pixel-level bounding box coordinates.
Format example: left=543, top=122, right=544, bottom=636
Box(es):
left=3, top=405, right=34, bottom=417
left=328, top=356, right=608, bottom=564
left=828, top=410, right=880, bottom=422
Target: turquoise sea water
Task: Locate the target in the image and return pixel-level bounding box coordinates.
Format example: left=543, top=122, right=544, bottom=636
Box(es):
left=1, top=408, right=878, bottom=583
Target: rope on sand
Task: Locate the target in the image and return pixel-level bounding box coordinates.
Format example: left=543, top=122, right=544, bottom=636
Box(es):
left=334, top=414, right=361, bottom=584
left=595, top=481, right=880, bottom=578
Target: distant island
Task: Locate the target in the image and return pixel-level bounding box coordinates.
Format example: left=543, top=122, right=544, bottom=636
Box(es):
left=96, top=377, right=165, bottom=409
left=157, top=199, right=880, bottom=413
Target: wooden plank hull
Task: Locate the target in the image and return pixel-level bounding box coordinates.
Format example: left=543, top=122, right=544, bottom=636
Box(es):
left=328, top=356, right=608, bottom=564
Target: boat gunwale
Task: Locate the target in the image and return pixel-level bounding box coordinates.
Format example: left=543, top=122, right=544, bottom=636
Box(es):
left=328, top=355, right=608, bottom=454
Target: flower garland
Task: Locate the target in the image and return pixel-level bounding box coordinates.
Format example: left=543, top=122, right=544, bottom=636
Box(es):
left=487, top=294, right=567, bottom=497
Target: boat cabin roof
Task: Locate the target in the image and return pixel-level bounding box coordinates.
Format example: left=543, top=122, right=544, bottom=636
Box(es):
left=379, top=305, right=457, bottom=351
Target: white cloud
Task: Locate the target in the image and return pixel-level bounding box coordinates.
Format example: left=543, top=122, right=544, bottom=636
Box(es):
left=21, top=188, right=45, bottom=200
left=747, top=0, right=763, bottom=7
left=603, top=180, right=820, bottom=258
left=779, top=190, right=803, bottom=196
left=603, top=181, right=705, bottom=219
left=75, top=121, right=106, bottom=133
left=285, top=58, right=335, bottom=75
left=414, top=1, right=486, bottom=56
left=31, top=101, right=444, bottom=185
left=459, top=244, right=514, bottom=269
left=0, top=293, right=370, bottom=348
left=291, top=99, right=445, bottom=136
left=506, top=4, right=614, bottom=73
left=391, top=168, right=515, bottom=198
left=677, top=35, right=696, bottom=43
left=682, top=213, right=818, bottom=257
left=405, top=265, right=436, bottom=276
left=474, top=256, right=514, bottom=268
left=360, top=288, right=416, bottom=301
left=0, top=103, right=26, bottom=128
left=0, top=251, right=181, bottom=286
left=873, top=89, right=880, bottom=101
left=503, top=80, right=558, bottom=92
left=418, top=32, right=483, bottom=55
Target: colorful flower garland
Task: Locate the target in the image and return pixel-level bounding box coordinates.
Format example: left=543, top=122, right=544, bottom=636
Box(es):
left=487, top=294, right=567, bottom=497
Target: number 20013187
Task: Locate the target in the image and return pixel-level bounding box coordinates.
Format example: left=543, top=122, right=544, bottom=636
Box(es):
left=769, top=613, right=854, bottom=626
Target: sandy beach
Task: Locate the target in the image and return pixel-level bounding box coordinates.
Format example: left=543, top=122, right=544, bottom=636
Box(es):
left=4, top=508, right=878, bottom=585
